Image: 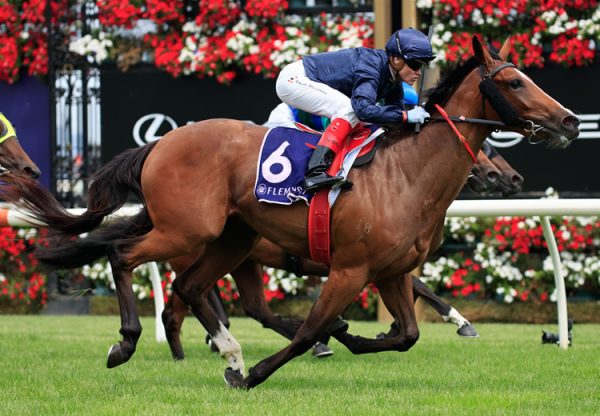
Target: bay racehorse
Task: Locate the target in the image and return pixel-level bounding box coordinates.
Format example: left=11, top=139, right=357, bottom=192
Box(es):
left=162, top=140, right=523, bottom=359
left=0, top=113, right=40, bottom=178
left=2, top=37, right=579, bottom=388
left=467, top=140, right=523, bottom=196
left=29, top=125, right=513, bottom=361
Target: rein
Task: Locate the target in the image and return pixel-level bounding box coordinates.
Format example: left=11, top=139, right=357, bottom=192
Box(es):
left=434, top=104, right=478, bottom=164
left=426, top=60, right=545, bottom=160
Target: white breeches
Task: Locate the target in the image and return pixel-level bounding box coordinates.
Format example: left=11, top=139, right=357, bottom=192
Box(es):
left=275, top=60, right=360, bottom=127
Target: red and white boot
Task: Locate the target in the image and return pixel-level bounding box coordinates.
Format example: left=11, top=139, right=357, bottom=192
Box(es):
left=304, top=118, right=352, bottom=193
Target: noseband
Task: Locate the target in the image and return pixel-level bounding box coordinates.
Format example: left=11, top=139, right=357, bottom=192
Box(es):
left=429, top=60, right=547, bottom=152
left=478, top=62, right=544, bottom=143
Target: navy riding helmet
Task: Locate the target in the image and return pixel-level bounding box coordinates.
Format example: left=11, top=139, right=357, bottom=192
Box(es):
left=385, top=28, right=435, bottom=62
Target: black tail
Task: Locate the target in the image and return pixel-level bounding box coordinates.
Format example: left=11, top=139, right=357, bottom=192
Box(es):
left=36, top=209, right=153, bottom=269
left=0, top=141, right=157, bottom=237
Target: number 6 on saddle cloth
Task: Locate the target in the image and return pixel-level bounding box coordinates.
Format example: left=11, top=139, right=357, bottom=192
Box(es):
left=254, top=125, right=383, bottom=206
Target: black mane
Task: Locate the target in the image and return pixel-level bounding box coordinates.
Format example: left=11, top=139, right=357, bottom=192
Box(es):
left=423, top=57, right=479, bottom=111
left=424, top=48, right=502, bottom=111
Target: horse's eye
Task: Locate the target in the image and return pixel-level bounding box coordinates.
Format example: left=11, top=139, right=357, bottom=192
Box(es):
left=509, top=79, right=523, bottom=89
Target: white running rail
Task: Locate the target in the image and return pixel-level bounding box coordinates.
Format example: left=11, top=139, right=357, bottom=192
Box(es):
left=5, top=198, right=600, bottom=349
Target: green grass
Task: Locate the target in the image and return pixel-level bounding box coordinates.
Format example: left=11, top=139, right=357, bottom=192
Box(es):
left=0, top=316, right=599, bottom=415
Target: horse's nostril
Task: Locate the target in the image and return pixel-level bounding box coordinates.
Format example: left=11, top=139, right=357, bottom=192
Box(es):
left=24, top=166, right=41, bottom=179
left=512, top=174, right=524, bottom=185
left=562, top=115, right=580, bottom=129
left=486, top=171, right=499, bottom=183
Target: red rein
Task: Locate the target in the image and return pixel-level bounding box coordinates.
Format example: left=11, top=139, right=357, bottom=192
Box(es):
left=434, top=104, right=478, bottom=164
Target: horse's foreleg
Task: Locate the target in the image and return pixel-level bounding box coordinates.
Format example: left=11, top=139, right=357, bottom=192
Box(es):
left=173, top=217, right=258, bottom=378
left=227, top=266, right=367, bottom=389
left=412, top=276, right=478, bottom=337
left=333, top=274, right=420, bottom=354
left=233, top=259, right=302, bottom=340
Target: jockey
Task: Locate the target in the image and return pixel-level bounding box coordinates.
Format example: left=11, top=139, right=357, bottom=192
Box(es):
left=275, top=27, right=435, bottom=193
left=265, top=82, right=419, bottom=131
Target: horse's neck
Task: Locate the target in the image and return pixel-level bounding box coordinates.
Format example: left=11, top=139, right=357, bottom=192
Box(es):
left=379, top=116, right=490, bottom=212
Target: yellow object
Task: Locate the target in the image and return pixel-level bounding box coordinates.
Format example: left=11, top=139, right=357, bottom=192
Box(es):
left=0, top=113, right=16, bottom=144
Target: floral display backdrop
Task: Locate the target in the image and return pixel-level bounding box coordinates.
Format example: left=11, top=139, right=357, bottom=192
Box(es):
left=422, top=190, right=600, bottom=304
left=3, top=0, right=599, bottom=85
left=0, top=228, right=47, bottom=312
left=0, top=0, right=373, bottom=84
left=417, top=0, right=600, bottom=68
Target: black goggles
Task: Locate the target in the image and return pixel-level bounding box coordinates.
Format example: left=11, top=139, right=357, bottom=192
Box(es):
left=405, top=59, right=428, bottom=71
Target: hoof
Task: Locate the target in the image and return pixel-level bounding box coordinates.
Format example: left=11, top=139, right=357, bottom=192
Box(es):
left=107, top=343, right=131, bottom=368
left=457, top=324, right=479, bottom=338
left=224, top=367, right=247, bottom=389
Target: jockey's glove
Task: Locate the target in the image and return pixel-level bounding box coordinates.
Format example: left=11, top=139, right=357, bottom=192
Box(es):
left=405, top=106, right=430, bottom=124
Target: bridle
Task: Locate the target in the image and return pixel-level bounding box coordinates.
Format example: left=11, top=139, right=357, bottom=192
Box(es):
left=427, top=59, right=550, bottom=164
left=0, top=113, right=16, bottom=175
left=478, top=61, right=545, bottom=143
left=430, top=60, right=545, bottom=144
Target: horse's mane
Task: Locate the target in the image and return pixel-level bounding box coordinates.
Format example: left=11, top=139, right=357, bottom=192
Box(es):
left=424, top=57, right=479, bottom=111
left=424, top=49, right=501, bottom=110
left=379, top=58, right=479, bottom=143
left=382, top=50, right=501, bottom=143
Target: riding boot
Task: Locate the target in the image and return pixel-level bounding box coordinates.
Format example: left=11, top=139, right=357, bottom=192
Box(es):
left=304, top=118, right=353, bottom=193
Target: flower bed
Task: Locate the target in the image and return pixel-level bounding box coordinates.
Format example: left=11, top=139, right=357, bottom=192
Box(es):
left=422, top=192, right=600, bottom=305
left=418, top=0, right=600, bottom=68
left=0, top=227, right=47, bottom=313
left=1, top=0, right=373, bottom=84
left=3, top=0, right=598, bottom=85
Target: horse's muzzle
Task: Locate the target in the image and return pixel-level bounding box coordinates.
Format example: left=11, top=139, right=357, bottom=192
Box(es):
left=535, top=112, right=581, bottom=149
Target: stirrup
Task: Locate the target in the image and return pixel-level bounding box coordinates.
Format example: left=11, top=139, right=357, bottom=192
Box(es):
left=304, top=172, right=345, bottom=193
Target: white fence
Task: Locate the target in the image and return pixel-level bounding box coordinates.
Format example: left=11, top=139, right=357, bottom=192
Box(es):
left=4, top=198, right=600, bottom=349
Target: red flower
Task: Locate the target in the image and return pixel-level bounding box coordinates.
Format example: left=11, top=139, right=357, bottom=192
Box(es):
left=145, top=0, right=185, bottom=25
left=245, top=0, right=288, bottom=19
left=0, top=35, right=20, bottom=84
left=97, top=0, right=142, bottom=28
left=196, top=0, right=241, bottom=29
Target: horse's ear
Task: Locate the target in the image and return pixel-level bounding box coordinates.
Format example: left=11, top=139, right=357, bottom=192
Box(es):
left=498, top=37, right=511, bottom=60
left=472, top=35, right=494, bottom=65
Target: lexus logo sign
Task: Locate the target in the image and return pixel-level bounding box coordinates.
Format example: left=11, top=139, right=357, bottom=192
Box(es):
left=132, top=113, right=178, bottom=147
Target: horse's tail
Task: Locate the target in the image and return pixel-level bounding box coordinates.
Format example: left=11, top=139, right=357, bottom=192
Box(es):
left=0, top=141, right=157, bottom=237
left=35, top=209, right=153, bottom=270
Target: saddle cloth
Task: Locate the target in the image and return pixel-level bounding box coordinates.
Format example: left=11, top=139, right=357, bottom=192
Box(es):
left=254, top=124, right=384, bottom=205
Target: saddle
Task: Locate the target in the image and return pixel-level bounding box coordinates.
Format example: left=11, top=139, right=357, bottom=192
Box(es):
left=254, top=124, right=383, bottom=205
left=254, top=123, right=386, bottom=265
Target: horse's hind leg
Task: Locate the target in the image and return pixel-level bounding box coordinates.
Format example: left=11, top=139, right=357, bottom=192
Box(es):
left=173, top=217, right=258, bottom=377
left=105, top=229, right=207, bottom=368
left=332, top=274, right=420, bottom=354
left=412, top=276, right=478, bottom=337
left=226, top=266, right=368, bottom=389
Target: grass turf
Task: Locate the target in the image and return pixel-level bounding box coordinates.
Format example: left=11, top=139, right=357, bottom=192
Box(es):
left=0, top=316, right=599, bottom=415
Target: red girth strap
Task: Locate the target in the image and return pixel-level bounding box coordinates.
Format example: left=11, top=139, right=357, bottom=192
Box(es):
left=308, top=189, right=331, bottom=265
